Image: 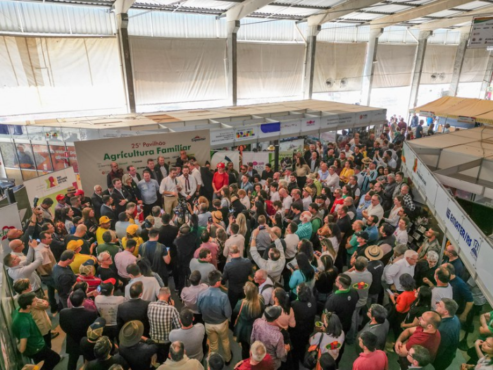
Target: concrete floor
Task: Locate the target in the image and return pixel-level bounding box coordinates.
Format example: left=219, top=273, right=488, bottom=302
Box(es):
left=45, top=279, right=481, bottom=370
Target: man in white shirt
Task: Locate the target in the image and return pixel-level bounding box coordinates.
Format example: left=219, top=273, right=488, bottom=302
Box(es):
left=429, top=266, right=454, bottom=310
left=250, top=226, right=285, bottom=283
left=189, top=161, right=203, bottom=196
left=270, top=183, right=280, bottom=203
left=384, top=250, right=418, bottom=293
left=95, top=280, right=125, bottom=340
left=177, top=166, right=197, bottom=203
left=125, top=263, right=160, bottom=302
left=362, top=195, right=384, bottom=225
left=279, top=188, right=292, bottom=217
left=223, top=224, right=246, bottom=261
left=160, top=168, right=180, bottom=215
left=283, top=223, right=299, bottom=261
left=302, top=187, right=313, bottom=211
left=318, top=163, right=330, bottom=183
left=324, top=166, right=340, bottom=192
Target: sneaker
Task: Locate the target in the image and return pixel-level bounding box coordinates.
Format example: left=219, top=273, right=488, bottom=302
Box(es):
left=458, top=341, right=469, bottom=351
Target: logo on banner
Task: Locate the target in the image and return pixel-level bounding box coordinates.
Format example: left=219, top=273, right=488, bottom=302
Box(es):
left=191, top=136, right=206, bottom=142
left=236, top=130, right=255, bottom=139
left=359, top=114, right=368, bottom=120
left=446, top=208, right=481, bottom=260
left=306, top=120, right=316, bottom=126
left=46, top=176, right=58, bottom=188
left=1, top=226, right=15, bottom=241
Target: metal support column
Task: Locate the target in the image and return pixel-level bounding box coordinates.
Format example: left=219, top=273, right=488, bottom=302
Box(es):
left=302, top=25, right=321, bottom=100
left=116, top=13, right=136, bottom=113
left=361, top=28, right=383, bottom=106
left=448, top=30, right=469, bottom=97
left=274, top=140, right=280, bottom=172
left=408, top=31, right=432, bottom=110
left=226, top=20, right=240, bottom=106
left=480, top=51, right=493, bottom=99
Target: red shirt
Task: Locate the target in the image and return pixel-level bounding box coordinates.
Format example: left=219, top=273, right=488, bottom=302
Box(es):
left=353, top=350, right=388, bottom=370
left=395, top=290, right=416, bottom=313
left=235, top=353, right=274, bottom=370
left=213, top=171, right=229, bottom=192
left=406, top=326, right=441, bottom=361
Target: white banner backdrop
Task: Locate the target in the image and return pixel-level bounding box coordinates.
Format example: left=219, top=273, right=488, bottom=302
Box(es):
left=242, top=152, right=270, bottom=173
left=0, top=204, right=23, bottom=256
left=211, top=129, right=235, bottom=147
left=210, top=151, right=240, bottom=171
left=23, top=167, right=77, bottom=214
left=75, top=130, right=211, bottom=192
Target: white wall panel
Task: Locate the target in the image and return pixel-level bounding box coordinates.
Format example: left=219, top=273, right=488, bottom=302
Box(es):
left=0, top=36, right=125, bottom=115
left=460, top=48, right=489, bottom=83
left=314, top=42, right=366, bottom=92
left=237, top=42, right=304, bottom=99
left=421, top=44, right=457, bottom=84
left=130, top=37, right=228, bottom=106
left=373, top=44, right=416, bottom=88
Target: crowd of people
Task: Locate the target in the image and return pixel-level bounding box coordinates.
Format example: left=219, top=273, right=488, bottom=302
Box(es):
left=3, top=122, right=490, bottom=370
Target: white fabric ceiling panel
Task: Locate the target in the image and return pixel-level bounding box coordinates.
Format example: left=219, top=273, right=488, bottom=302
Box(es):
left=421, top=44, right=457, bottom=84
left=237, top=42, right=304, bottom=99
left=373, top=44, right=416, bottom=88
left=313, top=42, right=366, bottom=92
left=0, top=36, right=125, bottom=116
left=130, top=37, right=228, bottom=106
left=460, top=48, right=489, bottom=83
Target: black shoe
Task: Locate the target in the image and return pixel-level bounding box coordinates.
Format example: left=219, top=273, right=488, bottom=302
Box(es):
left=458, top=341, right=469, bottom=351
left=225, top=351, right=234, bottom=366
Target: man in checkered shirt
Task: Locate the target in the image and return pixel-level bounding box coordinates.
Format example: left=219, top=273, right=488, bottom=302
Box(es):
left=148, top=287, right=180, bottom=363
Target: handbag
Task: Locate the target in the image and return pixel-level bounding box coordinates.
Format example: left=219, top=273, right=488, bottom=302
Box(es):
left=303, top=332, right=325, bottom=369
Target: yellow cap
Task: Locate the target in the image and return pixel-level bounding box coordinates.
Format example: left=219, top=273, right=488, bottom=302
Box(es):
left=67, top=239, right=84, bottom=251
left=126, top=224, right=139, bottom=236
left=99, top=216, right=111, bottom=225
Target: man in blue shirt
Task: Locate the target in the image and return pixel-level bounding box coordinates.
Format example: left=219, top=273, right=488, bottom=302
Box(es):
left=416, top=120, right=424, bottom=139
left=443, top=263, right=473, bottom=322
left=138, top=170, right=161, bottom=217
left=197, top=270, right=232, bottom=365
left=434, top=298, right=461, bottom=370
left=365, top=215, right=380, bottom=244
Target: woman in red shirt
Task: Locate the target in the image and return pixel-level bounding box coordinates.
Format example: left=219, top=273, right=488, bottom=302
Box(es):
left=212, top=162, right=229, bottom=199
left=389, top=273, right=416, bottom=339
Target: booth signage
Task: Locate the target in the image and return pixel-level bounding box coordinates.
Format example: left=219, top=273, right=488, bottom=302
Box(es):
left=469, top=17, right=493, bottom=49
left=458, top=116, right=476, bottom=124
left=280, top=120, right=301, bottom=136
left=211, top=129, right=235, bottom=146
left=419, top=111, right=435, bottom=118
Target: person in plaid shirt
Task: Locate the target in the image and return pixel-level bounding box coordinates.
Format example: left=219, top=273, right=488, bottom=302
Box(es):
left=148, top=287, right=181, bottom=363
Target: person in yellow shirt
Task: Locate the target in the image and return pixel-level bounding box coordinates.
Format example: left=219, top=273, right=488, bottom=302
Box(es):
left=339, top=160, right=355, bottom=185
left=96, top=216, right=112, bottom=244
left=121, top=224, right=143, bottom=257
left=67, top=240, right=97, bottom=274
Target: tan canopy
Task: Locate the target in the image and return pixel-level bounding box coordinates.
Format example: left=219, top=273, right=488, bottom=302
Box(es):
left=411, top=96, right=493, bottom=125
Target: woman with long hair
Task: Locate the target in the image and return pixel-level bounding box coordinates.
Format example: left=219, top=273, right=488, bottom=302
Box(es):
left=339, top=160, right=354, bottom=185
left=315, top=254, right=339, bottom=304
left=289, top=253, right=316, bottom=297
left=310, top=312, right=345, bottom=362
left=333, top=159, right=342, bottom=175
left=137, top=258, right=165, bottom=287
left=197, top=196, right=210, bottom=210
left=319, top=238, right=338, bottom=262
left=291, top=283, right=318, bottom=370
left=82, top=207, right=98, bottom=239
left=401, top=286, right=432, bottom=329
left=272, top=288, right=296, bottom=330
left=62, top=207, right=75, bottom=234
left=295, top=156, right=311, bottom=189
left=220, top=187, right=231, bottom=209
left=121, top=174, right=138, bottom=203
left=234, top=282, right=265, bottom=359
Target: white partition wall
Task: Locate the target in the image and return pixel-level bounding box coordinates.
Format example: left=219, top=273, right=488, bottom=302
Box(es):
left=129, top=37, right=229, bottom=107
left=0, top=36, right=126, bottom=116
left=237, top=42, right=304, bottom=101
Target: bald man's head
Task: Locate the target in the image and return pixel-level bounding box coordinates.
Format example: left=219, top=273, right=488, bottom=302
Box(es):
left=75, top=224, right=87, bottom=236
left=9, top=239, right=24, bottom=253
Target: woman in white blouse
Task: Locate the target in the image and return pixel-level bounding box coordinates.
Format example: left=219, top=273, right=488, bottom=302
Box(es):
left=384, top=195, right=404, bottom=227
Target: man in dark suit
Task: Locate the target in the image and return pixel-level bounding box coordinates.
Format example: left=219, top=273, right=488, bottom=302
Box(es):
left=91, top=185, right=104, bottom=220
left=60, top=290, right=98, bottom=370
left=107, top=162, right=123, bottom=190
left=110, top=178, right=131, bottom=216
left=117, top=281, right=151, bottom=336
left=100, top=195, right=116, bottom=229
left=156, top=156, right=169, bottom=185
left=127, top=165, right=141, bottom=185
left=158, top=214, right=179, bottom=248
left=144, top=158, right=160, bottom=182
left=199, top=162, right=214, bottom=202
left=304, top=143, right=319, bottom=164
left=175, top=150, right=189, bottom=169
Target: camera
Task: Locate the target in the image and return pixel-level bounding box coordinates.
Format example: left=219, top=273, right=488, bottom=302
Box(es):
left=33, top=197, right=39, bottom=208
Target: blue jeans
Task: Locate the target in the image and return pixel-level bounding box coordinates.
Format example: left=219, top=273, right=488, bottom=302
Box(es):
left=40, top=275, right=58, bottom=313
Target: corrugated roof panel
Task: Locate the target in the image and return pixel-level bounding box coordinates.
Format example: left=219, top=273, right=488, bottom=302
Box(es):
left=182, top=0, right=236, bottom=10
left=238, top=17, right=304, bottom=42
left=67, top=7, right=113, bottom=35
left=426, top=9, right=464, bottom=17
left=0, top=2, right=21, bottom=32
left=340, top=12, right=385, bottom=20
left=454, top=1, right=490, bottom=10
left=256, top=4, right=321, bottom=16
left=20, top=2, right=70, bottom=34
left=318, top=22, right=362, bottom=42
left=128, top=10, right=153, bottom=36
left=364, top=4, right=412, bottom=13
left=274, top=0, right=343, bottom=5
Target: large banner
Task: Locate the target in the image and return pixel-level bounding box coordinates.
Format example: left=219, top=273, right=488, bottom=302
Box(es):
left=469, top=17, right=493, bottom=49
left=242, top=152, right=270, bottom=173
left=210, top=151, right=240, bottom=171
left=75, top=130, right=211, bottom=192
left=0, top=203, right=23, bottom=256
left=23, top=167, right=78, bottom=212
